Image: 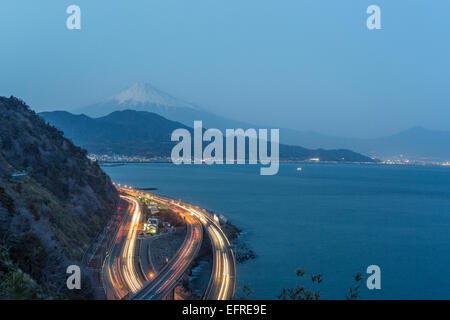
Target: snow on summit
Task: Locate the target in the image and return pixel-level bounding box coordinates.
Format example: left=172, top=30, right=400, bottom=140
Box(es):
left=109, top=82, right=197, bottom=109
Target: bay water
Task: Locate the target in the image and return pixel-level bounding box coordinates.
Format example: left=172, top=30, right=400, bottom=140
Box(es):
left=103, top=163, right=450, bottom=299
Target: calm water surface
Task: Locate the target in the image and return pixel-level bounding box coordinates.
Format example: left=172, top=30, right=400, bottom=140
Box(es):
left=103, top=163, right=450, bottom=299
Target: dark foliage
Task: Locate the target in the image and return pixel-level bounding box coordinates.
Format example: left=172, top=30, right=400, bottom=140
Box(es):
left=0, top=96, right=120, bottom=299
left=278, top=268, right=323, bottom=300
left=0, top=186, right=15, bottom=215
left=9, top=233, right=48, bottom=283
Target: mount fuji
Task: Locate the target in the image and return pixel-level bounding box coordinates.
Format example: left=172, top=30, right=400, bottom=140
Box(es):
left=69, top=82, right=450, bottom=160
left=72, top=82, right=251, bottom=130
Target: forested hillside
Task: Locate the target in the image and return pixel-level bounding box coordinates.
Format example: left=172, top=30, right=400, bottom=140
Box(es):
left=0, top=96, right=119, bottom=299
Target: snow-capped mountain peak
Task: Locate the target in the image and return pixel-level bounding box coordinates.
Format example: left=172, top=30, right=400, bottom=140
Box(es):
left=108, top=82, right=197, bottom=109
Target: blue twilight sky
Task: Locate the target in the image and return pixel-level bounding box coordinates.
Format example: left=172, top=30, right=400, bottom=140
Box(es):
left=0, top=0, right=449, bottom=138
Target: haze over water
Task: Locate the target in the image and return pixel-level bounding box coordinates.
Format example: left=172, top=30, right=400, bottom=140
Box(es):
left=104, top=163, right=450, bottom=299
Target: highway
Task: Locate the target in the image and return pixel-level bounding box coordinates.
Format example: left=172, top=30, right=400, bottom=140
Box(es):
left=103, top=186, right=236, bottom=300
left=132, top=190, right=236, bottom=300
left=130, top=205, right=203, bottom=300
left=102, top=195, right=145, bottom=299
left=171, top=202, right=236, bottom=300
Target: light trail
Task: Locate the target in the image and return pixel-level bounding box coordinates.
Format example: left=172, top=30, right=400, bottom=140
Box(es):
left=104, top=187, right=235, bottom=300
left=102, top=195, right=145, bottom=299
left=120, top=196, right=143, bottom=293
left=130, top=206, right=203, bottom=300
left=162, top=198, right=236, bottom=300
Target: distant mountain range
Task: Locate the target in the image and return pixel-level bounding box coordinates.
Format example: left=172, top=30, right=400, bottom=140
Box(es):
left=40, top=110, right=375, bottom=163
left=71, top=82, right=449, bottom=161
left=283, top=126, right=450, bottom=161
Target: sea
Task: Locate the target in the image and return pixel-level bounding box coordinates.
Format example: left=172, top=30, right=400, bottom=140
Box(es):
left=103, top=163, right=450, bottom=299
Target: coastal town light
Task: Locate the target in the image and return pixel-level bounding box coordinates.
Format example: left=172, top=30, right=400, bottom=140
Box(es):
left=171, top=120, right=280, bottom=175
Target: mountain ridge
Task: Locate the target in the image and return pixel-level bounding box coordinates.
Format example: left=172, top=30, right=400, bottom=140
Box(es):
left=106, top=82, right=199, bottom=109
left=73, top=82, right=201, bottom=118
left=280, top=126, right=450, bottom=161
left=40, top=109, right=375, bottom=163
left=69, top=83, right=449, bottom=161
left=0, top=96, right=119, bottom=299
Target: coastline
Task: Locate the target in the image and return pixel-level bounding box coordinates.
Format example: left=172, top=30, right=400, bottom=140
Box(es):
left=99, top=159, right=450, bottom=168
left=220, top=220, right=256, bottom=264
left=102, top=164, right=450, bottom=299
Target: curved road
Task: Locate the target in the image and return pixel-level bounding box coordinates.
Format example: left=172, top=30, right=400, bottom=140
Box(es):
left=130, top=205, right=203, bottom=300
left=103, top=187, right=236, bottom=300
left=102, top=196, right=145, bottom=299
left=171, top=202, right=236, bottom=300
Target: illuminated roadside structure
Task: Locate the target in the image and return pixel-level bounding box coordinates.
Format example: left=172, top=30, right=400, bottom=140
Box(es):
left=144, top=217, right=159, bottom=235
left=148, top=205, right=159, bottom=215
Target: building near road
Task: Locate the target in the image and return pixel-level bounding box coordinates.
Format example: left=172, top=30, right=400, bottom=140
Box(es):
left=148, top=205, right=159, bottom=215
left=144, top=217, right=159, bottom=235
left=144, top=224, right=158, bottom=235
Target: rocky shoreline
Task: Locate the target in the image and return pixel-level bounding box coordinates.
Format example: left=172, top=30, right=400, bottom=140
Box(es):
left=220, top=220, right=256, bottom=263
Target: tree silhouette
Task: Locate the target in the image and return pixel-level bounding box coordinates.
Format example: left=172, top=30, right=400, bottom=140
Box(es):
left=346, top=273, right=364, bottom=300
left=278, top=268, right=323, bottom=300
